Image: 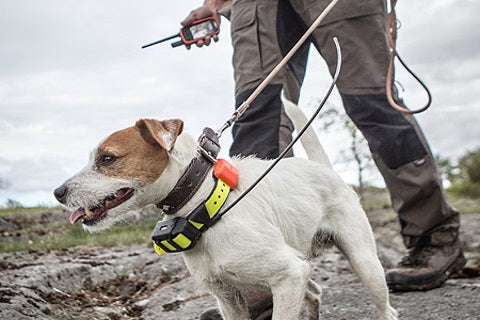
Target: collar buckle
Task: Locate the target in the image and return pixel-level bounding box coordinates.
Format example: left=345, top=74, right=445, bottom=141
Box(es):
left=156, top=127, right=221, bottom=215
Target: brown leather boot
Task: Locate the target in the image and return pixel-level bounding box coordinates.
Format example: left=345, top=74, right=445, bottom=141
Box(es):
left=386, top=236, right=466, bottom=292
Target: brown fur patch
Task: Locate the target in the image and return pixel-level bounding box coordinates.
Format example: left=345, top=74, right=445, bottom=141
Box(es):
left=95, top=126, right=169, bottom=185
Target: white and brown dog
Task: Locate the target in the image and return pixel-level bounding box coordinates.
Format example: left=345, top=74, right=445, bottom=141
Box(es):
left=54, top=99, right=398, bottom=320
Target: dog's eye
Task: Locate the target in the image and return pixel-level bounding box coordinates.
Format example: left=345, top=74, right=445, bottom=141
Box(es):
left=98, top=154, right=117, bottom=166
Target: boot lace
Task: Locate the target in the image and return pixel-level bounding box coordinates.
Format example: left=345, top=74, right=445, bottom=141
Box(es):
left=398, top=236, right=435, bottom=268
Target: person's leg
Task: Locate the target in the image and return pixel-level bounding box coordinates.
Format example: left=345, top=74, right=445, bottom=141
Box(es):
left=228, top=0, right=309, bottom=159
left=228, top=0, right=384, bottom=158
left=310, top=12, right=464, bottom=290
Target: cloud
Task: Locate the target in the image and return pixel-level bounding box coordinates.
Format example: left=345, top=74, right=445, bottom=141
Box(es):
left=0, top=0, right=479, bottom=205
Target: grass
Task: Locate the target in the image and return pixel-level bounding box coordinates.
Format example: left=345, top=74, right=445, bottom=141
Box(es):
left=355, top=185, right=480, bottom=215
left=1, top=188, right=478, bottom=253
left=0, top=206, right=62, bottom=217
left=356, top=186, right=392, bottom=213
left=446, top=191, right=480, bottom=214
left=0, top=211, right=158, bottom=253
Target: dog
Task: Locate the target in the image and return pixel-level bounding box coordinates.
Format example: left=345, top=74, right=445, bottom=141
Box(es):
left=54, top=98, right=398, bottom=320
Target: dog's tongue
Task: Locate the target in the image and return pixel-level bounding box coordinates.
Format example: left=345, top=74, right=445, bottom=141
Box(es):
left=70, top=209, right=86, bottom=224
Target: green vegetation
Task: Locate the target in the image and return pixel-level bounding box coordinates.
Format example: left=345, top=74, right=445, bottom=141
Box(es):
left=355, top=185, right=392, bottom=213
left=436, top=148, right=480, bottom=198
left=0, top=209, right=157, bottom=252
left=0, top=197, right=61, bottom=216
left=448, top=148, right=480, bottom=197
left=446, top=193, right=480, bottom=214
left=435, top=148, right=480, bottom=212
left=0, top=205, right=60, bottom=217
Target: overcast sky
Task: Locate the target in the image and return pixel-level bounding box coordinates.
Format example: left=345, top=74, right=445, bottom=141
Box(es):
left=0, top=0, right=479, bottom=207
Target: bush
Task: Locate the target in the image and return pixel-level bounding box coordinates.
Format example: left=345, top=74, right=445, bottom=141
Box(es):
left=5, top=199, right=23, bottom=209
left=449, top=148, right=480, bottom=198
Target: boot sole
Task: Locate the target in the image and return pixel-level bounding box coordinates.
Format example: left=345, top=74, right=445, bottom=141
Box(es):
left=388, top=253, right=466, bottom=292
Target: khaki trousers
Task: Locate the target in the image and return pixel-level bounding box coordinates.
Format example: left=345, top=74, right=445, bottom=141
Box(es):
left=228, top=0, right=459, bottom=245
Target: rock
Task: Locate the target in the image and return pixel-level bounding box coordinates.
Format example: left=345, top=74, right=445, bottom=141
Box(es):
left=0, top=214, right=479, bottom=319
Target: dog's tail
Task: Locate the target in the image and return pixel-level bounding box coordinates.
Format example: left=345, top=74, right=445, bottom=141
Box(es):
left=282, top=95, right=333, bottom=168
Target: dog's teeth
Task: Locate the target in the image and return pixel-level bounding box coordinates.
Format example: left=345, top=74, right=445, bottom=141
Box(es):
left=85, top=208, right=94, bottom=217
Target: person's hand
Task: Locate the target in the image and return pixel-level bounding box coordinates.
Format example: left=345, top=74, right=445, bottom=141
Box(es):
left=181, top=4, right=221, bottom=49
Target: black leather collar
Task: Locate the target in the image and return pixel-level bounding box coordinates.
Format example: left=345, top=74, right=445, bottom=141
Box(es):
left=156, top=128, right=220, bottom=215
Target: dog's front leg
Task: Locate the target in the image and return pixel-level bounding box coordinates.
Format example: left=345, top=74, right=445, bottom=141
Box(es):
left=270, top=257, right=310, bottom=320
left=210, top=284, right=250, bottom=320
left=305, top=279, right=322, bottom=320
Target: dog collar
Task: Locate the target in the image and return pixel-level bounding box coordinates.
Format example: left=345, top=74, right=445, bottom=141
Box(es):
left=152, top=176, right=231, bottom=254
left=156, top=127, right=221, bottom=215
left=152, top=127, right=240, bottom=254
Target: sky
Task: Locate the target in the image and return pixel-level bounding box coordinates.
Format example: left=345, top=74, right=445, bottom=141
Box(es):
left=0, top=0, right=479, bottom=207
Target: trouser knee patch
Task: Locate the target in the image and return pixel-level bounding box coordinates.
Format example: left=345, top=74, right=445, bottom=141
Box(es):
left=342, top=94, right=427, bottom=169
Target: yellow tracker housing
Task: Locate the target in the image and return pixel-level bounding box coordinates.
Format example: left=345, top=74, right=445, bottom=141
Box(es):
left=152, top=178, right=231, bottom=254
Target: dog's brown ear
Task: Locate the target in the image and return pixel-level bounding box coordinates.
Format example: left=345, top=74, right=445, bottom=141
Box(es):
left=135, top=118, right=184, bottom=151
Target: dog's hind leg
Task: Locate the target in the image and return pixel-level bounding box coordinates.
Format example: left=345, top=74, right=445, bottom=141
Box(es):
left=333, top=211, right=398, bottom=320
left=305, top=278, right=322, bottom=320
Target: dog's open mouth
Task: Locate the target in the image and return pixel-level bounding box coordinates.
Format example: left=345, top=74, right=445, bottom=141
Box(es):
left=69, top=188, right=135, bottom=225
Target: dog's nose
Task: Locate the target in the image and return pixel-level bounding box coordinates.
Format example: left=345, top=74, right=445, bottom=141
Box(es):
left=53, top=185, right=68, bottom=204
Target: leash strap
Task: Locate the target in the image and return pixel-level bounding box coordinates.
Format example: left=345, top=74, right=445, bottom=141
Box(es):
left=217, top=37, right=342, bottom=220
left=156, top=127, right=220, bottom=215
left=386, top=0, right=432, bottom=114
left=216, top=0, right=341, bottom=137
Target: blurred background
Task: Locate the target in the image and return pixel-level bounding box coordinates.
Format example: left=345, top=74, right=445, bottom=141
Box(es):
left=0, top=0, right=479, bottom=207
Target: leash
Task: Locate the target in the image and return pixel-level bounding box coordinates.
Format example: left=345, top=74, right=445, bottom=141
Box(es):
left=386, top=0, right=432, bottom=114
left=152, top=0, right=433, bottom=254
left=212, top=0, right=342, bottom=216
left=217, top=37, right=342, bottom=219
left=151, top=38, right=341, bottom=255
left=216, top=0, right=341, bottom=137
left=151, top=0, right=342, bottom=254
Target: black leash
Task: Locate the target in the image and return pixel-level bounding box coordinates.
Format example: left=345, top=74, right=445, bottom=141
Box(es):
left=217, top=37, right=342, bottom=218
left=151, top=38, right=341, bottom=254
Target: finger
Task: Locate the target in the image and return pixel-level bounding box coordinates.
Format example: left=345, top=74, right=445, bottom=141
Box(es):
left=181, top=10, right=199, bottom=26
left=181, top=7, right=214, bottom=26
left=204, top=36, right=212, bottom=46
left=196, top=39, right=205, bottom=48
left=213, top=35, right=219, bottom=42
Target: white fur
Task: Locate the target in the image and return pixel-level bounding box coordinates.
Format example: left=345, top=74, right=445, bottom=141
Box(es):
left=281, top=94, right=333, bottom=168
left=60, top=101, right=398, bottom=319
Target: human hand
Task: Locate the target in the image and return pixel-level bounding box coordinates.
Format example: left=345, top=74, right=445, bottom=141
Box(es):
left=181, top=5, right=221, bottom=49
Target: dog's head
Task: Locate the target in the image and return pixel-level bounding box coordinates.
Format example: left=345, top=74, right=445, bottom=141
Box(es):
left=54, top=118, right=185, bottom=232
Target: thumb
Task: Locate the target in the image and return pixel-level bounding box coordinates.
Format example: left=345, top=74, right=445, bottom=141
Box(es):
left=181, top=6, right=217, bottom=26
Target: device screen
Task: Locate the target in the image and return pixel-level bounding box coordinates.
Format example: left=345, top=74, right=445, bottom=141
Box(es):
left=189, top=20, right=218, bottom=39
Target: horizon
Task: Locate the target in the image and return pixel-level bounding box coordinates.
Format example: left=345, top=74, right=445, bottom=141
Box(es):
left=1, top=0, right=479, bottom=207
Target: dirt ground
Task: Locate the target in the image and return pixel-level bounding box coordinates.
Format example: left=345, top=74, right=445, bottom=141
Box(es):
left=0, top=209, right=479, bottom=320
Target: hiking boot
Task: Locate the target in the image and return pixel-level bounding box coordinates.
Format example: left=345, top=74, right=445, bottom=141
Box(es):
left=386, top=236, right=466, bottom=292
left=200, top=296, right=273, bottom=320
